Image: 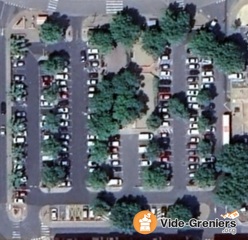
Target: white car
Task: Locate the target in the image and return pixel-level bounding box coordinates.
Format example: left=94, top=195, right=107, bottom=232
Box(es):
left=60, top=113, right=69, bottom=120
left=87, top=134, right=98, bottom=140
left=201, top=71, right=214, bottom=76
left=60, top=133, right=70, bottom=140
left=87, top=49, right=99, bottom=54
left=55, top=73, right=69, bottom=80
left=13, top=61, right=25, bottom=67
left=50, top=208, right=58, bottom=221
left=63, top=67, right=69, bottom=73
left=58, top=107, right=69, bottom=113
left=88, top=93, right=94, bottom=98
left=189, top=172, right=195, bottom=178
left=187, top=96, right=197, bottom=102
left=13, top=136, right=26, bottom=144
left=60, top=120, right=69, bottom=127
left=56, top=80, right=67, bottom=87
left=188, top=103, right=199, bottom=110
left=88, top=86, right=96, bottom=92
left=200, top=58, right=213, bottom=64
left=187, top=129, right=199, bottom=135
left=187, top=90, right=199, bottom=96
left=14, top=75, right=25, bottom=81
left=188, top=83, right=199, bottom=90
left=188, top=64, right=199, bottom=69
left=202, top=77, right=214, bottom=83
left=189, top=123, right=198, bottom=129
left=189, top=116, right=198, bottom=122
left=160, top=71, right=171, bottom=78
left=228, top=73, right=243, bottom=80
left=188, top=164, right=199, bottom=170
left=162, top=121, right=170, bottom=127
left=87, top=79, right=98, bottom=85
left=190, top=137, right=200, bottom=143
left=201, top=83, right=211, bottom=89
left=186, top=58, right=198, bottom=64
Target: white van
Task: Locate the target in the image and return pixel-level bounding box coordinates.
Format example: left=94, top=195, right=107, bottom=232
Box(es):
left=228, top=73, right=243, bottom=80
left=139, top=145, right=147, bottom=154
left=139, top=132, right=153, bottom=141
left=42, top=155, right=54, bottom=161
left=107, top=178, right=123, bottom=186
left=187, top=129, right=199, bottom=135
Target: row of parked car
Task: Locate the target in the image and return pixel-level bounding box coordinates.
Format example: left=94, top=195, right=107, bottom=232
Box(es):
left=185, top=56, right=216, bottom=181
left=40, top=60, right=72, bottom=188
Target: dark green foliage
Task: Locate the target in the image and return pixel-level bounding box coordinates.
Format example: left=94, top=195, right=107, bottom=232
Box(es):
left=198, top=116, right=210, bottom=132
left=142, top=26, right=167, bottom=57
left=89, top=29, right=115, bottom=54
left=146, top=112, right=162, bottom=130
left=110, top=198, right=143, bottom=234
left=168, top=97, right=189, bottom=119
left=167, top=203, right=192, bottom=222
left=39, top=21, right=63, bottom=44
left=41, top=165, right=66, bottom=188
left=10, top=34, right=29, bottom=59
left=87, top=168, right=109, bottom=190
left=145, top=139, right=161, bottom=160
left=189, top=29, right=246, bottom=74
left=41, top=136, right=61, bottom=157
left=90, top=197, right=112, bottom=217
left=194, top=166, right=216, bottom=188
left=197, top=89, right=211, bottom=105
left=197, top=140, right=212, bottom=157
left=42, top=113, right=60, bottom=133
left=89, top=140, right=109, bottom=163
left=160, top=8, right=191, bottom=44
left=40, top=54, right=65, bottom=75
left=142, top=165, right=169, bottom=189
left=110, top=12, right=141, bottom=48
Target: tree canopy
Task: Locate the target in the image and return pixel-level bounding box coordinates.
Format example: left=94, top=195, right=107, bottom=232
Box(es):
left=146, top=112, right=162, bottom=130
left=89, top=29, right=115, bottom=54
left=40, top=54, right=65, bottom=75
left=110, top=11, right=141, bottom=48
left=87, top=168, right=109, bottom=190
left=194, top=166, right=216, bottom=188
left=197, top=89, right=212, bottom=105
left=89, top=140, right=109, bottom=163
left=197, top=140, right=212, bottom=157
left=90, top=197, right=112, bottom=217
left=10, top=34, right=29, bottom=59
left=41, top=165, right=66, bottom=188
left=168, top=97, right=189, bottom=119
left=188, top=29, right=246, bottom=74
left=166, top=203, right=192, bottom=222
left=110, top=197, right=143, bottom=234
left=39, top=21, right=64, bottom=44
left=142, top=165, right=169, bottom=189
left=198, top=116, right=211, bottom=132
left=160, top=8, right=191, bottom=45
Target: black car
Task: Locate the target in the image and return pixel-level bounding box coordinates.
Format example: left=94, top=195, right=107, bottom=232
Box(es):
left=80, top=50, right=86, bottom=62
left=189, top=70, right=200, bottom=75
left=1, top=102, right=6, bottom=115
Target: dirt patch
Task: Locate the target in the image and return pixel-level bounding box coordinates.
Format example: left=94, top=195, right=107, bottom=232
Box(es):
left=132, top=41, right=154, bottom=66
left=104, top=44, right=127, bottom=73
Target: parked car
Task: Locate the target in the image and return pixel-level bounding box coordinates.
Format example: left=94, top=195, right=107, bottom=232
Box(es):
left=189, top=116, right=198, bottom=122
left=189, top=123, right=198, bottom=129
left=87, top=49, right=99, bottom=54
left=201, top=71, right=214, bottom=76
left=188, top=164, right=199, bottom=170
left=187, top=96, right=197, bottom=102
left=161, top=64, right=170, bottom=70
left=202, top=77, right=214, bottom=83
left=80, top=50, right=87, bottom=62
left=189, top=70, right=200, bottom=75
left=186, top=58, right=199, bottom=64
left=188, top=83, right=199, bottom=90
left=87, top=79, right=98, bottom=85
left=187, top=129, right=199, bottom=135
left=188, top=64, right=199, bottom=69
left=189, top=172, right=195, bottom=178
left=57, top=107, right=69, bottom=114
left=200, top=58, right=212, bottom=64
left=1, top=102, right=6, bottom=115
left=13, top=60, right=25, bottom=67
left=187, top=90, right=199, bottom=96
left=50, top=208, right=58, bottom=221
left=188, top=103, right=199, bottom=110
left=228, top=73, right=243, bottom=80
left=187, top=77, right=198, bottom=83
left=160, top=71, right=171, bottom=78
left=0, top=125, right=6, bottom=136
left=89, top=72, right=98, bottom=78
left=188, top=156, right=199, bottom=162
left=13, top=75, right=25, bottom=81
left=190, top=137, right=200, bottom=143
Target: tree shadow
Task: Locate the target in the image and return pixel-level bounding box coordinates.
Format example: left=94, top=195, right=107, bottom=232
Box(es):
left=117, top=195, right=149, bottom=210
left=185, top=3, right=196, bottom=29
left=137, top=89, right=149, bottom=114
left=97, top=191, right=116, bottom=207
left=177, top=195, right=200, bottom=218
left=208, top=84, right=218, bottom=99
left=231, top=134, right=248, bottom=144
left=173, top=91, right=187, bottom=103
left=202, top=110, right=217, bottom=124
left=227, top=33, right=248, bottom=57
left=125, top=61, right=144, bottom=82
left=49, top=50, right=70, bottom=61
left=47, top=12, right=70, bottom=33
left=122, top=7, right=146, bottom=29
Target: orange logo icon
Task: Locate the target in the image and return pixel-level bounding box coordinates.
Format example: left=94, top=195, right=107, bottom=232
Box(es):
left=133, top=210, right=157, bottom=234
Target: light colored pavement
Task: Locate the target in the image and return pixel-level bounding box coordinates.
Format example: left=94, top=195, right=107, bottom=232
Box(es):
left=106, top=0, right=123, bottom=14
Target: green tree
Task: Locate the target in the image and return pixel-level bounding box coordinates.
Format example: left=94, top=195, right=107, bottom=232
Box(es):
left=10, top=84, right=27, bottom=101
left=41, top=165, right=66, bottom=188
left=90, top=197, right=111, bottom=217
left=9, top=117, right=26, bottom=137
left=110, top=11, right=141, bottom=48
left=168, top=97, right=189, bottom=119
left=110, top=197, right=143, bottom=234
left=88, top=113, right=119, bottom=140
left=215, top=143, right=248, bottom=175
left=40, top=54, right=65, bottom=75
left=197, top=89, right=211, bottom=105
left=198, top=116, right=210, bottom=132
left=10, top=171, right=24, bottom=189
left=89, top=140, right=109, bottom=163
left=160, top=8, right=191, bottom=45
left=142, top=165, right=169, bottom=189
left=89, top=29, right=114, bottom=54
left=194, top=166, right=216, bottom=188
left=11, top=145, right=25, bottom=160
left=41, top=136, right=61, bottom=157
left=142, top=26, right=167, bottom=58
left=214, top=41, right=246, bottom=74
left=167, top=203, right=192, bottom=222
left=10, top=34, right=29, bottom=59
left=188, top=30, right=218, bottom=58
left=197, top=140, right=212, bottom=157
left=146, top=112, right=162, bottom=130
left=39, top=21, right=64, bottom=44
left=43, top=113, right=60, bottom=133
left=42, top=83, right=59, bottom=105
left=214, top=175, right=248, bottom=209
left=145, top=139, right=161, bottom=160
left=87, top=168, right=109, bottom=190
